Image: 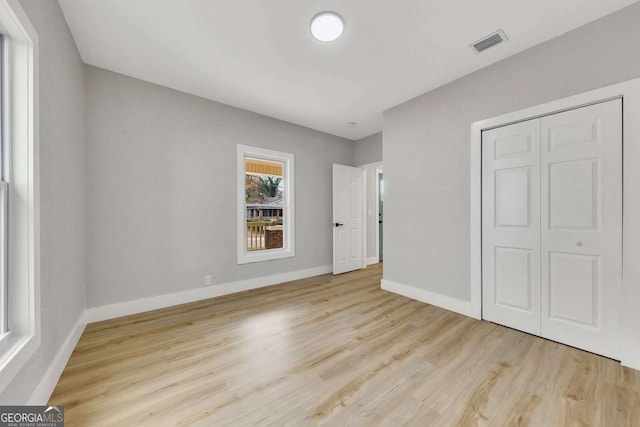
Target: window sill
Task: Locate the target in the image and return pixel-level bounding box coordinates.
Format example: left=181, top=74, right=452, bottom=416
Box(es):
left=0, top=331, right=40, bottom=391
left=237, top=248, right=295, bottom=265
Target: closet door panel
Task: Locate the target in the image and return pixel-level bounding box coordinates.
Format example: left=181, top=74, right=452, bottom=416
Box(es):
left=482, top=119, right=541, bottom=335
left=540, top=99, right=622, bottom=359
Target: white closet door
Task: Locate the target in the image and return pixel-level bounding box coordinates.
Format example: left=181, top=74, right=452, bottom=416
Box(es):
left=482, top=119, right=541, bottom=335
left=540, top=99, right=622, bottom=359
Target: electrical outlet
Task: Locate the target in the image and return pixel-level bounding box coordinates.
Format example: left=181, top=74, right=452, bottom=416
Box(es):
left=204, top=275, right=212, bottom=286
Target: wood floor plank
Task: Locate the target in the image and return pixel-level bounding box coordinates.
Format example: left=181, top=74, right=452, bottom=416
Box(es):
left=50, top=264, right=640, bottom=426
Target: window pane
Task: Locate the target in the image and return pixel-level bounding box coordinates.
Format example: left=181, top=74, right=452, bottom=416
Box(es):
left=245, top=157, right=285, bottom=252
left=0, top=36, right=5, bottom=334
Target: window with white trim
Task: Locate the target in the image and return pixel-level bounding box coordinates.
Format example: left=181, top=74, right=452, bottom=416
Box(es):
left=237, top=145, right=294, bottom=264
left=0, top=0, right=41, bottom=393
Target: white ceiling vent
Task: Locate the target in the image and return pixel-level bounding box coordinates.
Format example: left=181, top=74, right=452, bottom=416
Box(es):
left=471, top=30, right=508, bottom=53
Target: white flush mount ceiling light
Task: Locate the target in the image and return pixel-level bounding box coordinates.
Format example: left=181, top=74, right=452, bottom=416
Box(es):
left=310, top=12, right=344, bottom=42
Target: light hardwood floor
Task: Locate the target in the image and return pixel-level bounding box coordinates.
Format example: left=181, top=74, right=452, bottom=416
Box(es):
left=50, top=264, right=640, bottom=426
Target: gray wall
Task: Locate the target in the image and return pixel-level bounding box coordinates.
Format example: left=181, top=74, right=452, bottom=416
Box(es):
left=355, top=133, right=383, bottom=166
left=85, top=66, right=354, bottom=307
left=0, top=0, right=87, bottom=403
left=383, top=2, right=640, bottom=301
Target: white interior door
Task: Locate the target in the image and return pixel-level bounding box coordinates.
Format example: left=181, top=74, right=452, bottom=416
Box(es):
left=333, top=164, right=364, bottom=275
left=540, top=99, right=622, bottom=359
left=482, top=99, right=622, bottom=359
left=482, top=119, right=541, bottom=335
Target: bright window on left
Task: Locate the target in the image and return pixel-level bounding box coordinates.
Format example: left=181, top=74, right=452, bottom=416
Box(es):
left=0, top=0, right=41, bottom=393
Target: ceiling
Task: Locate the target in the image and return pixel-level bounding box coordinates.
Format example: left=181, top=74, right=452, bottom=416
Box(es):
left=58, top=0, right=638, bottom=140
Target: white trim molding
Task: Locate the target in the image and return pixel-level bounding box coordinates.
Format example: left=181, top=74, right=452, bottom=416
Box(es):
left=28, top=311, right=87, bottom=405
left=381, top=279, right=480, bottom=319
left=358, top=161, right=383, bottom=268
left=0, top=0, right=41, bottom=393
left=88, top=265, right=332, bottom=323
left=31, top=264, right=334, bottom=402
left=375, top=166, right=383, bottom=264
left=470, top=77, right=640, bottom=370
left=361, top=168, right=368, bottom=269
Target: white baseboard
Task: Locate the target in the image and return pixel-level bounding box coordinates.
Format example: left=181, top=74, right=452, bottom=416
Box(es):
left=381, top=279, right=480, bottom=319
left=367, top=257, right=379, bottom=265
left=28, top=310, right=87, bottom=405
left=27, top=265, right=332, bottom=404
left=88, top=265, right=333, bottom=323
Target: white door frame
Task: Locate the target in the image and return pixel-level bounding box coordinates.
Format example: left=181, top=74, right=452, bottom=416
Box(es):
left=358, top=162, right=383, bottom=266
left=470, top=77, right=640, bottom=370
left=361, top=170, right=368, bottom=268
left=375, top=167, right=383, bottom=264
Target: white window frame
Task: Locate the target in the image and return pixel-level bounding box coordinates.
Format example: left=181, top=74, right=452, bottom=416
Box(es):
left=237, top=145, right=294, bottom=264
left=0, top=182, right=6, bottom=336
left=0, top=32, right=5, bottom=338
left=0, top=0, right=40, bottom=392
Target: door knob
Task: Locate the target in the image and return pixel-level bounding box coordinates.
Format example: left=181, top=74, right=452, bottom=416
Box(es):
left=334, top=223, right=344, bottom=227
